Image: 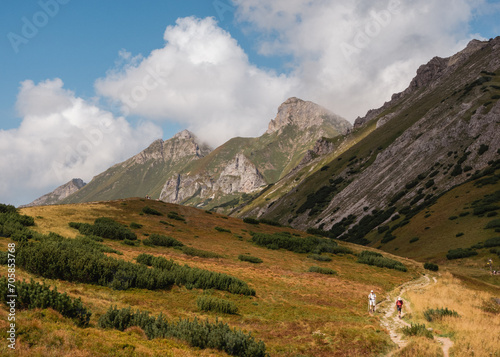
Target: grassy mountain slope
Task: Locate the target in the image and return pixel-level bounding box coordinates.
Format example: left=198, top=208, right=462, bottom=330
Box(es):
left=61, top=132, right=212, bottom=204
left=0, top=198, right=421, bottom=356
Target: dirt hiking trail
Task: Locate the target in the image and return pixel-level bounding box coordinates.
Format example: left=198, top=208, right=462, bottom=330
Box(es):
left=376, top=275, right=453, bottom=357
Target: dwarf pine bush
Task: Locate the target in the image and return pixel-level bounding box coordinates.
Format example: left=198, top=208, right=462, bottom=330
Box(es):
left=402, top=323, right=433, bottom=339
left=0, top=278, right=91, bottom=327
left=98, top=306, right=268, bottom=356
left=136, top=253, right=255, bottom=296
left=423, top=308, right=460, bottom=322
left=251, top=232, right=352, bottom=255
left=424, top=262, right=439, bottom=271
left=69, top=217, right=137, bottom=241
left=196, top=296, right=238, bottom=314
left=308, top=266, right=337, bottom=275
left=141, top=206, right=163, bottom=216
left=238, top=254, right=263, bottom=264
left=357, top=251, right=407, bottom=272
left=142, top=233, right=183, bottom=247
left=308, top=254, right=332, bottom=262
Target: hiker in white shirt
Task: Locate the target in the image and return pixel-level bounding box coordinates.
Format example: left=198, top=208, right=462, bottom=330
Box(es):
left=368, top=290, right=376, bottom=313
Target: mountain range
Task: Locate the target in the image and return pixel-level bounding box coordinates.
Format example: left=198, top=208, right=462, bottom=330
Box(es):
left=27, top=37, right=500, bottom=260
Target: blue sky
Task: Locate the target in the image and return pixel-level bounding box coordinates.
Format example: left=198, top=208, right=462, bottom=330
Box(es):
left=1, top=0, right=499, bottom=206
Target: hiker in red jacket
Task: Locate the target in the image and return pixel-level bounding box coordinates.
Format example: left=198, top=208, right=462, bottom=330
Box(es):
left=396, top=297, right=403, bottom=318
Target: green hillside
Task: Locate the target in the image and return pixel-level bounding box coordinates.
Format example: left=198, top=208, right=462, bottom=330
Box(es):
left=0, top=199, right=420, bottom=356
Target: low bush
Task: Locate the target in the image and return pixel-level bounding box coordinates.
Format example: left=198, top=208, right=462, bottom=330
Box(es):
left=0, top=277, right=91, bottom=327
left=423, top=308, right=459, bottom=322
left=142, top=233, right=183, bottom=247
left=136, top=253, right=255, bottom=296
left=409, top=237, right=419, bottom=243
left=238, top=254, right=263, bottom=264
left=141, top=206, right=163, bottom=216
left=251, top=232, right=352, bottom=255
left=215, top=226, right=231, bottom=233
left=258, top=219, right=282, bottom=227
left=308, top=254, right=332, bottom=262
left=484, top=237, right=500, bottom=248
left=243, top=217, right=259, bottom=225
left=129, top=222, right=143, bottom=229
left=402, top=323, right=433, bottom=339
left=308, top=266, right=336, bottom=275
left=485, top=219, right=500, bottom=229
left=424, top=262, right=439, bottom=272
left=446, top=248, right=478, bottom=260
left=167, top=211, right=186, bottom=222
left=196, top=296, right=238, bottom=315
left=357, top=251, right=407, bottom=272
left=98, top=306, right=267, bottom=356
left=69, top=217, right=137, bottom=241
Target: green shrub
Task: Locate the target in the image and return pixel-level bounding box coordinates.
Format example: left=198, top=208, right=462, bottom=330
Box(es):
left=484, top=237, right=500, bottom=248
left=122, top=239, right=139, bottom=246
left=402, top=323, right=433, bottom=339
left=180, top=247, right=223, bottom=259
left=129, top=222, right=143, bottom=229
left=357, top=251, right=407, bottom=272
left=69, top=217, right=137, bottom=241
left=215, top=226, right=231, bottom=233
left=446, top=248, right=478, bottom=260
left=238, top=254, right=263, bottom=264
left=98, top=306, right=266, bottom=356
left=251, top=232, right=352, bottom=255
left=423, top=308, right=459, bottom=322
left=485, top=219, right=500, bottom=229
left=0, top=277, right=91, bottom=327
left=196, top=296, right=238, bottom=314
left=409, top=237, right=419, bottom=243
left=424, top=262, right=439, bottom=271
left=258, top=219, right=282, bottom=227
left=136, top=253, right=255, bottom=296
left=308, top=254, right=332, bottom=262
left=448, top=216, right=458, bottom=220
left=308, top=266, right=337, bottom=275
left=456, top=232, right=464, bottom=237
left=167, top=211, right=186, bottom=222
left=243, top=217, right=259, bottom=225
left=143, top=233, right=183, bottom=247
left=141, top=206, right=163, bottom=216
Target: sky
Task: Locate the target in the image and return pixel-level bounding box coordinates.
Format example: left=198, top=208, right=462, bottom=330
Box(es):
left=1, top=0, right=500, bottom=207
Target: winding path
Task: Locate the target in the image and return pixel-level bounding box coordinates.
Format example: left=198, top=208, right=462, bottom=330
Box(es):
left=376, top=275, right=453, bottom=356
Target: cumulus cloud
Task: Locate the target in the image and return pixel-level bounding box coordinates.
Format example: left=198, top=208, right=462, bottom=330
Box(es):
left=95, top=16, right=296, bottom=147
left=0, top=79, right=162, bottom=206
left=233, top=0, right=484, bottom=120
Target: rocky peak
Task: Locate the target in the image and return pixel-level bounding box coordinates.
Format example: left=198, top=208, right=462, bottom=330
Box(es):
left=132, top=130, right=212, bottom=165
left=266, top=97, right=351, bottom=135
left=22, top=178, right=86, bottom=207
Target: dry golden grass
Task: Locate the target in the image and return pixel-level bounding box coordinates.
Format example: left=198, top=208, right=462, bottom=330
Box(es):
left=0, top=198, right=424, bottom=356
left=404, top=272, right=500, bottom=357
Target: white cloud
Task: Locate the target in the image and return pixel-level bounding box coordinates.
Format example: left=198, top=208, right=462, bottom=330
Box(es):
left=233, top=0, right=483, bottom=120
left=95, top=16, right=296, bottom=147
left=0, top=79, right=162, bottom=206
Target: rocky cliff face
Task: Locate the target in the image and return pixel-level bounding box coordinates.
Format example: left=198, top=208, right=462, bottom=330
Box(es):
left=160, top=154, right=266, bottom=204
left=159, top=97, right=351, bottom=211
left=22, top=178, right=86, bottom=207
